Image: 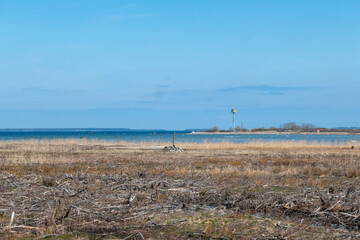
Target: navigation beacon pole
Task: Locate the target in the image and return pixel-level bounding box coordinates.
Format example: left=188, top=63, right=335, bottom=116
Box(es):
left=231, top=107, right=236, bottom=132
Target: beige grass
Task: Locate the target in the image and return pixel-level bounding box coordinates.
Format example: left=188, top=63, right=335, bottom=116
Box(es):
left=178, top=140, right=359, bottom=150
left=1, top=139, right=360, bottom=187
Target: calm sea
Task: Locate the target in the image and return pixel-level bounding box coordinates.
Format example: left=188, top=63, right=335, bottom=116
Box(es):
left=0, top=129, right=359, bottom=144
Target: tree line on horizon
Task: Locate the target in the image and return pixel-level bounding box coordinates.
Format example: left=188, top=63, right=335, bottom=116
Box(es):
left=207, top=122, right=318, bottom=132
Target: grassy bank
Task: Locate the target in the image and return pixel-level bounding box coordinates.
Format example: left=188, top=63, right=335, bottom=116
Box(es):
left=1, top=140, right=360, bottom=239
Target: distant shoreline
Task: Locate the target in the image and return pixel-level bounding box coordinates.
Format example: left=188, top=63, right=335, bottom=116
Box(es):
left=189, top=131, right=360, bottom=135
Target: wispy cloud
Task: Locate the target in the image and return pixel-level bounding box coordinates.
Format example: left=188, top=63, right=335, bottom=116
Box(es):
left=21, top=88, right=54, bottom=93
left=153, top=85, right=171, bottom=100
left=266, top=91, right=284, bottom=95
left=20, top=88, right=83, bottom=94
left=218, top=85, right=318, bottom=94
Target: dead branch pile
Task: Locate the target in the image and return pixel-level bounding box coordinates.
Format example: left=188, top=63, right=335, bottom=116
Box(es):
left=1, top=170, right=360, bottom=238
left=163, top=146, right=183, bottom=152
left=223, top=186, right=360, bottom=230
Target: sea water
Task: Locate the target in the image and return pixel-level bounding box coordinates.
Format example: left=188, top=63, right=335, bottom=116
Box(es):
left=0, top=129, right=359, bottom=144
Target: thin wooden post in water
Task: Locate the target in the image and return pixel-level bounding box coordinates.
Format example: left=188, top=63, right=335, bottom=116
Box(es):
left=173, top=132, right=175, bottom=147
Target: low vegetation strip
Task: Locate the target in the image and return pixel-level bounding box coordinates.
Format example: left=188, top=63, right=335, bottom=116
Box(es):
left=1, top=140, right=360, bottom=239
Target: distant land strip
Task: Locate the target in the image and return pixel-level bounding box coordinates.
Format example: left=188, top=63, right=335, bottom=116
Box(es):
left=189, top=130, right=360, bottom=135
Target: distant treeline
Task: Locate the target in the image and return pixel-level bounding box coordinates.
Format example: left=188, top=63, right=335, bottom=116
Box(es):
left=206, top=122, right=360, bottom=133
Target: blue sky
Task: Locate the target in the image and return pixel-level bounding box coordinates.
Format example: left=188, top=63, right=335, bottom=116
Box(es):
left=0, top=0, right=359, bottom=129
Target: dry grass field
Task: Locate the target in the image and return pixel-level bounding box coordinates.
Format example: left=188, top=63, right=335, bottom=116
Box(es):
left=1, top=139, right=360, bottom=239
